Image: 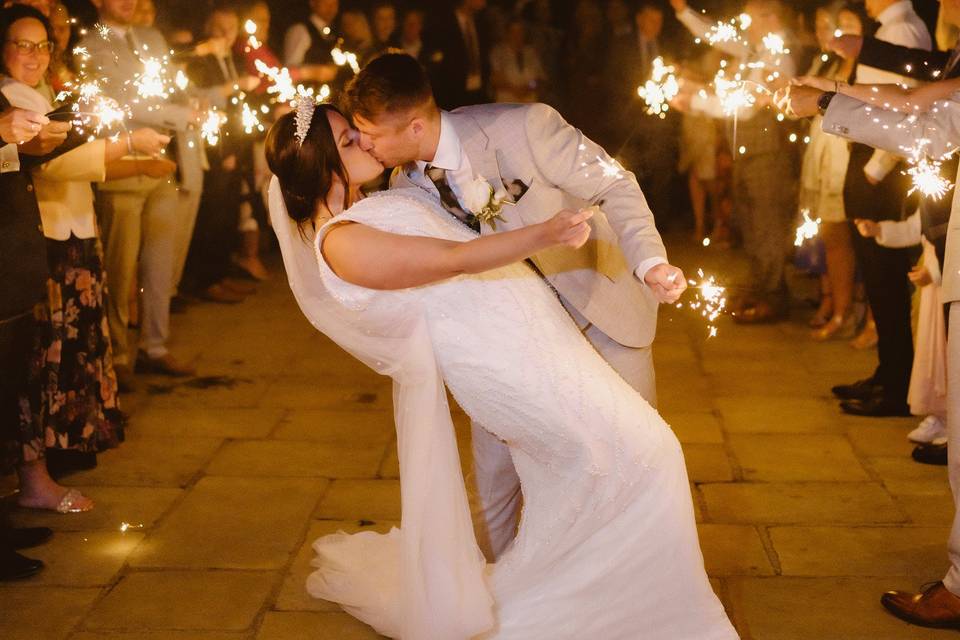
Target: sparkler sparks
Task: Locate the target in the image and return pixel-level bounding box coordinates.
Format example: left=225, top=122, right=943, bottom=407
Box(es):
left=679, top=269, right=727, bottom=338
left=331, top=45, right=360, bottom=74
left=201, top=109, right=227, bottom=145
left=254, top=59, right=316, bottom=104
left=596, top=155, right=625, bottom=179
left=244, top=19, right=262, bottom=50
left=707, top=20, right=741, bottom=45
left=794, top=208, right=821, bottom=247
left=133, top=56, right=178, bottom=100
left=119, top=522, right=144, bottom=533
left=637, top=57, right=680, bottom=117
left=906, top=155, right=953, bottom=199
left=241, top=102, right=265, bottom=134
left=761, top=32, right=788, bottom=56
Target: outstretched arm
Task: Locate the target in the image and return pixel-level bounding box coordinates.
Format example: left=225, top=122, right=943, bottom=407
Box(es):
left=322, top=208, right=596, bottom=290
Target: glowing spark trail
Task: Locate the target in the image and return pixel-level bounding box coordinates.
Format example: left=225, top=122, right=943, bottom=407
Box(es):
left=637, top=57, right=680, bottom=117
left=794, top=208, right=821, bottom=247
left=906, top=154, right=954, bottom=200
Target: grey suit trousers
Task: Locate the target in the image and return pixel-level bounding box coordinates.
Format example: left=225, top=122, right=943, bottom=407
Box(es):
left=944, top=302, right=960, bottom=595
left=470, top=323, right=656, bottom=561
left=98, top=178, right=179, bottom=365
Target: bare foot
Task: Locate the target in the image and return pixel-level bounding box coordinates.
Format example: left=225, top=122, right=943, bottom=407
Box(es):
left=16, top=461, right=94, bottom=512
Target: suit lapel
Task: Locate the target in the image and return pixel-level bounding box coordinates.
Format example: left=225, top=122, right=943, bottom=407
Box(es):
left=447, top=111, right=505, bottom=234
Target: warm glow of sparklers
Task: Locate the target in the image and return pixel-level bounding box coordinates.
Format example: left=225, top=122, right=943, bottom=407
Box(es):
left=708, top=20, right=741, bottom=45
left=201, top=109, right=227, bottom=145
left=907, top=156, right=953, bottom=199
left=254, top=59, right=316, bottom=104
left=241, top=102, right=265, bottom=134
left=244, top=19, right=262, bottom=49
left=134, top=56, right=177, bottom=100
left=681, top=268, right=727, bottom=338
left=331, top=46, right=360, bottom=74
left=762, top=33, right=788, bottom=56
left=596, top=156, right=625, bottom=179
left=794, top=208, right=821, bottom=247
left=637, top=57, right=680, bottom=117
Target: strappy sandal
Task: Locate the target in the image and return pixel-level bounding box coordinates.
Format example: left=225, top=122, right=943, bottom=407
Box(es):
left=17, top=488, right=94, bottom=514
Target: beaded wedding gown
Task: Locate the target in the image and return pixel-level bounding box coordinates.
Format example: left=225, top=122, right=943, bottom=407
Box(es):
left=269, top=180, right=737, bottom=640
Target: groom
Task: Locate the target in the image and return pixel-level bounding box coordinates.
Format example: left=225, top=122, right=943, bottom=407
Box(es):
left=343, top=53, right=686, bottom=560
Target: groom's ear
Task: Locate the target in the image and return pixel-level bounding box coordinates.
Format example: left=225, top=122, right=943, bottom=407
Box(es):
left=409, top=117, right=425, bottom=137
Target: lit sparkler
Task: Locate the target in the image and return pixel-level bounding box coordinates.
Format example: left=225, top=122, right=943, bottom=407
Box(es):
left=244, top=19, right=262, bottom=50
left=679, top=269, right=727, bottom=338
left=707, top=20, right=742, bottom=45
left=637, top=56, right=680, bottom=117
left=201, top=109, right=227, bottom=145
left=907, top=155, right=953, bottom=199
left=794, top=208, right=821, bottom=247
left=133, top=56, right=178, bottom=100
left=762, top=32, right=788, bottom=56
left=254, top=59, right=315, bottom=104
left=241, top=102, right=264, bottom=134
left=331, top=45, right=360, bottom=74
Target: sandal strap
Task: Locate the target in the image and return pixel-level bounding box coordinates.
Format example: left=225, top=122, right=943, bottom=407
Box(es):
left=56, top=488, right=91, bottom=514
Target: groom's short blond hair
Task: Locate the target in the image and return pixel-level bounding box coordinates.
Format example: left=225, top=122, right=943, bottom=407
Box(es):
left=343, top=53, right=437, bottom=121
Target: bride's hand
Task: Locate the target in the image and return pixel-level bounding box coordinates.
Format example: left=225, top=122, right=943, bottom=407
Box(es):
left=543, top=207, right=594, bottom=249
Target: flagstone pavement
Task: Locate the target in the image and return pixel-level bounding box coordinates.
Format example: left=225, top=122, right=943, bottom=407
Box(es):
left=1, top=237, right=957, bottom=640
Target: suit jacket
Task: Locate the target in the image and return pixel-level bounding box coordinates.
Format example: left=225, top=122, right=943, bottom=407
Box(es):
left=421, top=9, right=490, bottom=109
left=822, top=92, right=960, bottom=303
left=76, top=25, right=204, bottom=193
left=392, top=103, right=665, bottom=348
left=0, top=93, right=47, bottom=321
left=859, top=37, right=952, bottom=81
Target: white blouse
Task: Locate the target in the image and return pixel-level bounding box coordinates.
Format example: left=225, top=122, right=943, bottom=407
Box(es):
left=0, top=79, right=106, bottom=241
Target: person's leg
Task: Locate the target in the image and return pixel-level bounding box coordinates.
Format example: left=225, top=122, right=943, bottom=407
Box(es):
left=97, top=190, right=146, bottom=368
left=171, top=187, right=202, bottom=296
left=584, top=324, right=656, bottom=406
left=825, top=221, right=856, bottom=321
left=944, top=301, right=960, bottom=594
left=469, top=421, right=521, bottom=562
left=689, top=171, right=707, bottom=241
left=138, top=180, right=179, bottom=360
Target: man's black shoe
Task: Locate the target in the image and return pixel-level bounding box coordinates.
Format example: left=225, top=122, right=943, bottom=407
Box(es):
left=1, top=526, right=53, bottom=550
left=839, top=396, right=911, bottom=417
left=912, top=443, right=948, bottom=466
left=832, top=377, right=882, bottom=400
left=0, top=548, right=43, bottom=580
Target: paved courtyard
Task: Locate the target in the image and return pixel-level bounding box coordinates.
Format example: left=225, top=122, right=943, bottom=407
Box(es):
left=1, top=237, right=956, bottom=640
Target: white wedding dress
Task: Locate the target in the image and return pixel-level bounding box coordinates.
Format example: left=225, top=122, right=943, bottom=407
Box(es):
left=269, top=179, right=737, bottom=640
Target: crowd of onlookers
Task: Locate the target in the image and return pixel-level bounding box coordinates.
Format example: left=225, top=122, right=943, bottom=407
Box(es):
left=0, top=0, right=954, bottom=591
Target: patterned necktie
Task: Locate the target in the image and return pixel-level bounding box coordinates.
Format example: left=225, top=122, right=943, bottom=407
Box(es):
left=946, top=44, right=960, bottom=77
left=425, top=165, right=480, bottom=232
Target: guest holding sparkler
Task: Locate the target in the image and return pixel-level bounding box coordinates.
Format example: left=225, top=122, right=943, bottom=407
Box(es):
left=800, top=1, right=864, bottom=341
left=670, top=0, right=798, bottom=324
left=77, top=0, right=201, bottom=387
left=283, top=0, right=341, bottom=88
left=2, top=3, right=175, bottom=512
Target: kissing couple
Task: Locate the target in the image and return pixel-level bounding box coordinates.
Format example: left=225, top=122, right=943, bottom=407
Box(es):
left=266, top=53, right=738, bottom=640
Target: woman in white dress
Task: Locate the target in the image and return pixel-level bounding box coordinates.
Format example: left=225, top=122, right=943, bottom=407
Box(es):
left=265, top=101, right=738, bottom=640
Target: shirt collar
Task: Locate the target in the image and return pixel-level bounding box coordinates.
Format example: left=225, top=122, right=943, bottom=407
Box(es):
left=418, top=111, right=463, bottom=172
left=876, top=0, right=913, bottom=26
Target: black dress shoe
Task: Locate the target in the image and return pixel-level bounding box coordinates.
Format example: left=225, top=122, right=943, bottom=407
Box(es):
left=839, top=396, right=911, bottom=417
left=832, top=377, right=882, bottom=400
left=1, top=527, right=53, bottom=549
left=0, top=548, right=44, bottom=580
left=913, top=443, right=948, bottom=466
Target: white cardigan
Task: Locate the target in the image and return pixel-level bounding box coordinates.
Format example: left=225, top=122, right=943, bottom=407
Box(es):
left=0, top=79, right=106, bottom=241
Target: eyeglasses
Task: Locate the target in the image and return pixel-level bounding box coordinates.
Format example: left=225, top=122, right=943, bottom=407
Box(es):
left=6, top=39, right=55, bottom=55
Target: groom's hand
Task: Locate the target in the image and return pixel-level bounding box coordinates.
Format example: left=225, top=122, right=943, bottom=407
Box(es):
left=644, top=263, right=687, bottom=304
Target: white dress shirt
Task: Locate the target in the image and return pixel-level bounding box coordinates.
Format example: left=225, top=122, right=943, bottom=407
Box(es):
left=284, top=14, right=330, bottom=66
left=412, top=112, right=665, bottom=282
left=855, top=0, right=931, bottom=182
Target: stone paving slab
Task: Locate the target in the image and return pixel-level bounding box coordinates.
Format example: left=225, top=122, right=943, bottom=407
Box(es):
left=130, top=407, right=285, bottom=439
left=130, top=476, right=327, bottom=570
left=315, top=479, right=401, bottom=521
left=256, top=611, right=385, bottom=640
left=701, top=482, right=909, bottom=525
left=716, top=396, right=845, bottom=434
left=81, top=570, right=275, bottom=632
left=698, top=524, right=775, bottom=576
left=729, top=434, right=870, bottom=482
left=0, top=586, right=101, bottom=640
left=770, top=526, right=951, bottom=577
left=726, top=577, right=957, bottom=640
left=13, top=486, right=182, bottom=532
left=16, top=531, right=143, bottom=587
left=205, top=439, right=383, bottom=479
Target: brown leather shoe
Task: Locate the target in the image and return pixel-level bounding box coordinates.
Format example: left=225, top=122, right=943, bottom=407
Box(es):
left=881, top=582, right=960, bottom=630
left=201, top=283, right=245, bottom=304
left=135, top=352, right=196, bottom=377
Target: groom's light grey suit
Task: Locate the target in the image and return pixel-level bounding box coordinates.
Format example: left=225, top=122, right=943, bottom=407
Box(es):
left=821, top=92, right=960, bottom=595
left=392, top=102, right=669, bottom=559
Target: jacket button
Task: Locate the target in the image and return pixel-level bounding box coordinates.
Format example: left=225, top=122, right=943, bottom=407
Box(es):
left=1, top=161, right=9, bottom=170
left=26, top=184, right=33, bottom=191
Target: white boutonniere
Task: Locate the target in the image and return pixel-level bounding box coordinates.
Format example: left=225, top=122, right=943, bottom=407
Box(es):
left=461, top=177, right=510, bottom=230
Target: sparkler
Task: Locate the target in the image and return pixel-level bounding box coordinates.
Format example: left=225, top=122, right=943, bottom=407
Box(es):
left=201, top=109, right=227, bottom=145
left=331, top=45, right=361, bottom=74
left=133, top=55, right=178, bottom=100
left=906, top=155, right=953, bottom=199
left=676, top=269, right=727, bottom=338
left=254, top=59, right=316, bottom=104
left=637, top=57, right=680, bottom=117
left=707, top=20, right=742, bottom=45
left=762, top=33, right=788, bottom=56
left=794, top=208, right=821, bottom=247
left=244, top=19, right=262, bottom=50
left=596, top=155, right=625, bottom=179
left=119, top=522, right=144, bottom=533
left=241, top=102, right=265, bottom=134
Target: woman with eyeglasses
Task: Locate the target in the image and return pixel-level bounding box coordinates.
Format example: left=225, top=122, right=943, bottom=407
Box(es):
left=0, top=4, right=174, bottom=513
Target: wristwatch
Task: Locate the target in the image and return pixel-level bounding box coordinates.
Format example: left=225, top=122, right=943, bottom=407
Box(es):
left=817, top=91, right=837, bottom=115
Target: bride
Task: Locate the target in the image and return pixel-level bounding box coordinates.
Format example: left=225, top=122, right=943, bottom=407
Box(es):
left=266, top=100, right=738, bottom=640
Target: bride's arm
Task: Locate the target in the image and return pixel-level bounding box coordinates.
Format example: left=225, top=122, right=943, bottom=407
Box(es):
left=321, top=208, right=594, bottom=290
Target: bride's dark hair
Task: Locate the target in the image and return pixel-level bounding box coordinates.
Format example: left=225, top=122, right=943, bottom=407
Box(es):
left=265, top=103, right=350, bottom=228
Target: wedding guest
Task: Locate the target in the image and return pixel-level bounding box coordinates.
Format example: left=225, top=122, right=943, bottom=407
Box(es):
left=0, top=98, right=67, bottom=581
left=801, top=1, right=862, bottom=341
left=422, top=0, right=490, bottom=109
left=370, top=1, right=397, bottom=56
left=561, top=0, right=605, bottom=140
left=131, top=0, right=153, bottom=27
left=184, top=3, right=259, bottom=304
left=78, top=0, right=200, bottom=387
left=47, top=2, right=73, bottom=92
left=831, top=0, right=930, bottom=417
left=3, top=4, right=176, bottom=509
left=855, top=213, right=948, bottom=450
left=283, top=0, right=339, bottom=67
left=489, top=20, right=545, bottom=103
left=340, top=7, right=374, bottom=65
left=671, top=0, right=799, bottom=322
left=521, top=0, right=562, bottom=106
left=398, top=7, right=423, bottom=60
